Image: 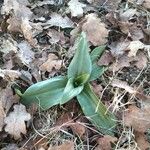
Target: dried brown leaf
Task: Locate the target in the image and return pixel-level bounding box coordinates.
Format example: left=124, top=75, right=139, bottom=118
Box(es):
left=47, top=29, right=66, bottom=44
left=109, top=39, right=130, bottom=56
left=124, top=105, right=150, bottom=132
left=21, top=18, right=37, bottom=47
left=135, top=131, right=150, bottom=150
left=98, top=51, right=114, bottom=66
left=1, top=0, right=39, bottom=46
left=70, top=121, right=86, bottom=137
left=4, top=104, right=31, bottom=139
left=0, top=87, right=18, bottom=131
left=143, top=0, right=150, bottom=9
left=82, top=13, right=108, bottom=46
left=109, top=54, right=131, bottom=72
left=48, top=141, right=74, bottom=150
left=119, top=22, right=144, bottom=40
left=56, top=112, right=72, bottom=127
left=95, top=135, right=117, bottom=150
left=134, top=51, right=148, bottom=69
left=39, top=53, right=62, bottom=73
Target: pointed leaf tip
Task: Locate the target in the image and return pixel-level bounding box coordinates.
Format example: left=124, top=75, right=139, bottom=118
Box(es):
left=68, top=32, right=92, bottom=83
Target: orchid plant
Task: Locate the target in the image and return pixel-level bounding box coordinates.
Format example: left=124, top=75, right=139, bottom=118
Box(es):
left=17, top=32, right=116, bottom=135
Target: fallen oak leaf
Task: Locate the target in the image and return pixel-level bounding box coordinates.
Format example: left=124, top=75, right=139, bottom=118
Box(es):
left=118, top=22, right=144, bottom=40
left=56, top=113, right=85, bottom=137
left=82, top=13, right=108, bottom=46
left=4, top=104, right=31, bottom=140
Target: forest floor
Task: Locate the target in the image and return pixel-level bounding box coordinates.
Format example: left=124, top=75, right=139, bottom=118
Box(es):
left=0, top=0, right=150, bottom=149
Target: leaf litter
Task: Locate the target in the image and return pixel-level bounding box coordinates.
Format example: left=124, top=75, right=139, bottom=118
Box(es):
left=0, top=0, right=150, bottom=149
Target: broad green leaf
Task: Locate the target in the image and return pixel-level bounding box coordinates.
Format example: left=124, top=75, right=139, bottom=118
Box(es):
left=68, top=32, right=92, bottom=83
left=61, top=78, right=84, bottom=104
left=77, top=83, right=116, bottom=135
left=20, top=76, right=68, bottom=110
left=90, top=45, right=105, bottom=63
left=89, top=64, right=107, bottom=81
